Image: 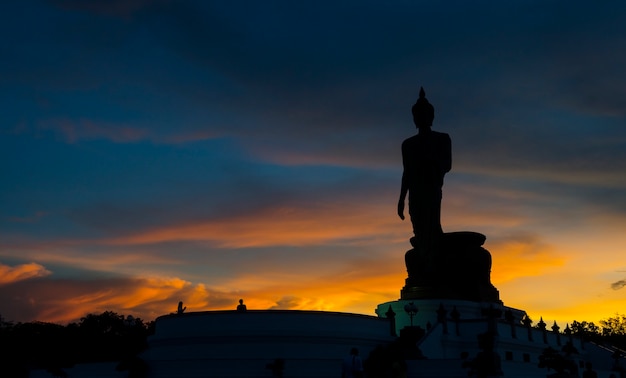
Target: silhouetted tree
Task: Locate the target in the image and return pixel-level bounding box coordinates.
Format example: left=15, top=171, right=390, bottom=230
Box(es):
left=600, top=315, right=626, bottom=336
left=0, top=311, right=153, bottom=377
left=0, top=321, right=72, bottom=377
left=74, top=311, right=150, bottom=362
left=571, top=320, right=601, bottom=336
left=599, top=314, right=626, bottom=349
left=570, top=320, right=602, bottom=346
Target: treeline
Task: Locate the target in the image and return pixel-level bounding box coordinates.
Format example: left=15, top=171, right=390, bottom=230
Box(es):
left=524, top=314, right=626, bottom=350
left=0, top=311, right=154, bottom=377
left=570, top=314, right=626, bottom=350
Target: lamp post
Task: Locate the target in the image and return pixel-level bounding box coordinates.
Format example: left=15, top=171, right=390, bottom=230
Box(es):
left=404, top=302, right=418, bottom=327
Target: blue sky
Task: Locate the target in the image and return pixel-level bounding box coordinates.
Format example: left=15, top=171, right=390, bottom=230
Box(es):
left=1, top=0, right=626, bottom=325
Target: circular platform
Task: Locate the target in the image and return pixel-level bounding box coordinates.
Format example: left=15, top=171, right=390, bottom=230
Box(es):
left=143, top=310, right=395, bottom=377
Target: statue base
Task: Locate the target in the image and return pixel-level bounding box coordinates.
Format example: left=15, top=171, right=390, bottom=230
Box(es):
left=400, top=231, right=501, bottom=303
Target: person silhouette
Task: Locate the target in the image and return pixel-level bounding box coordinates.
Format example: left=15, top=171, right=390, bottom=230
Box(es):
left=237, top=299, right=247, bottom=311
left=341, top=347, right=363, bottom=378
left=398, top=87, right=451, bottom=251
left=177, top=301, right=186, bottom=314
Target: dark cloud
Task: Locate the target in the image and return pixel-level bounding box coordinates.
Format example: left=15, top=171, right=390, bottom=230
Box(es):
left=611, top=279, right=626, bottom=291
left=0, top=276, right=133, bottom=322
left=7, top=0, right=626, bottom=176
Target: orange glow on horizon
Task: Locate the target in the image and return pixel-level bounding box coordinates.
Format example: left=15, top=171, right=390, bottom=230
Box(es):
left=2, top=203, right=624, bottom=328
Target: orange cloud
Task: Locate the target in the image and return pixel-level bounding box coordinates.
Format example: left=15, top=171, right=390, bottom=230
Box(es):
left=0, top=275, right=230, bottom=324
left=108, top=203, right=404, bottom=248
left=0, top=262, right=51, bottom=285
left=34, top=251, right=404, bottom=323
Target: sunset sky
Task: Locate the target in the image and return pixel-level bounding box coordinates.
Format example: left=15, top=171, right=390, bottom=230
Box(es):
left=1, top=0, right=625, bottom=326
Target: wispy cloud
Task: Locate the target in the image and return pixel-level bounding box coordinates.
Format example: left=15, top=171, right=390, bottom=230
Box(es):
left=611, top=279, right=626, bottom=290
left=107, top=201, right=402, bottom=248
left=39, top=118, right=149, bottom=144
left=0, top=262, right=51, bottom=285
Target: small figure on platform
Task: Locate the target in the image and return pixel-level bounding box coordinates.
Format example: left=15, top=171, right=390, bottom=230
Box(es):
left=177, top=301, right=186, bottom=314
left=237, top=299, right=247, bottom=311
left=342, top=347, right=363, bottom=378
left=398, top=87, right=451, bottom=251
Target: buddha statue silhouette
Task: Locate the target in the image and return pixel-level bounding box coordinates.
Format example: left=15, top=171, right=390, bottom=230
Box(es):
left=397, top=87, right=500, bottom=303
left=397, top=87, right=451, bottom=252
